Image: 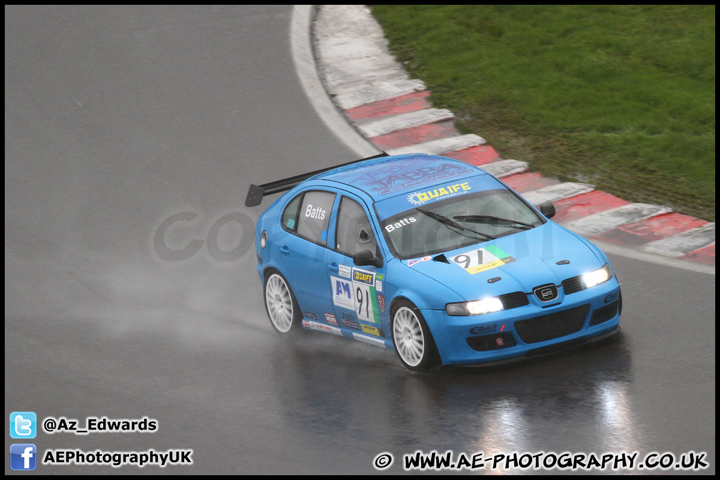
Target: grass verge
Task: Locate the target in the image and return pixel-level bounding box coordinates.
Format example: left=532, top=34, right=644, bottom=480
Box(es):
left=370, top=5, right=715, bottom=221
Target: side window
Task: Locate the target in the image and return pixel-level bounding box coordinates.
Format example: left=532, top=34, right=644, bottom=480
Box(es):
left=296, top=190, right=335, bottom=245
left=282, top=193, right=303, bottom=232
left=335, top=197, right=378, bottom=258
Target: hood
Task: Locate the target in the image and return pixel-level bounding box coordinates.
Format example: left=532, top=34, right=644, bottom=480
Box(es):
left=404, top=222, right=604, bottom=300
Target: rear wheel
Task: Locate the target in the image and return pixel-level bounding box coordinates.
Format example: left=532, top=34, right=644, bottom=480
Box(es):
left=264, top=271, right=303, bottom=335
left=391, top=300, right=441, bottom=371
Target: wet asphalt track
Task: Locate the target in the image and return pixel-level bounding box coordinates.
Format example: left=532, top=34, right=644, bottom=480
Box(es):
left=5, top=5, right=715, bottom=474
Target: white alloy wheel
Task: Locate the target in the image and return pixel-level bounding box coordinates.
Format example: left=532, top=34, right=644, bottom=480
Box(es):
left=393, top=306, right=426, bottom=367
left=265, top=273, right=296, bottom=333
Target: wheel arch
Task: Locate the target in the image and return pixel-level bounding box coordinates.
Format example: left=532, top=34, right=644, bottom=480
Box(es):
left=388, top=296, right=443, bottom=371
left=262, top=267, right=304, bottom=335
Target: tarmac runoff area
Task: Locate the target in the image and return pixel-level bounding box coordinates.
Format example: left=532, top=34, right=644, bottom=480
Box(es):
left=301, top=5, right=715, bottom=272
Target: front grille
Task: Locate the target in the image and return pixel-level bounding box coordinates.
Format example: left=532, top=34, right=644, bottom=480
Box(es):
left=514, top=304, right=590, bottom=344
left=498, top=291, right=529, bottom=310
left=467, top=332, right=517, bottom=351
left=561, top=275, right=585, bottom=295
left=590, top=300, right=619, bottom=326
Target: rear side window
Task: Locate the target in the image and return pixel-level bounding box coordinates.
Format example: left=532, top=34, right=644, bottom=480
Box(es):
left=285, top=190, right=335, bottom=245
left=282, top=194, right=303, bottom=231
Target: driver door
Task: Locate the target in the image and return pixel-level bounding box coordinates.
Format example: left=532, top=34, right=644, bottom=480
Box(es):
left=326, top=195, right=387, bottom=340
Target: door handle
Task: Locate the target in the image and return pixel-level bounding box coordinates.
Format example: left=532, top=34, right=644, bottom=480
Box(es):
left=280, top=245, right=290, bottom=256
left=328, top=262, right=339, bottom=273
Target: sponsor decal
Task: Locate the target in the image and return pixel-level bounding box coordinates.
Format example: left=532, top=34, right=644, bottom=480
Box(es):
left=451, top=245, right=516, bottom=275
left=302, top=319, right=343, bottom=336
left=384, top=216, right=416, bottom=233
left=338, top=264, right=352, bottom=278
left=604, top=291, right=619, bottom=304
left=352, top=162, right=474, bottom=196
left=361, top=323, right=385, bottom=337
left=341, top=312, right=359, bottom=330
left=376, top=293, right=386, bottom=313
left=331, top=276, right=355, bottom=310
left=470, top=324, right=507, bottom=335
left=353, top=268, right=375, bottom=286
left=470, top=324, right=499, bottom=335
left=407, top=256, right=432, bottom=267
left=324, top=313, right=339, bottom=326
left=407, top=182, right=471, bottom=206
left=304, top=312, right=316, bottom=320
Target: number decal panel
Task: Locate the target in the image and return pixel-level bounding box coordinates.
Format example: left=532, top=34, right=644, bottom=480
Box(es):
left=450, top=245, right=516, bottom=274
left=330, top=265, right=385, bottom=337
left=351, top=268, right=380, bottom=324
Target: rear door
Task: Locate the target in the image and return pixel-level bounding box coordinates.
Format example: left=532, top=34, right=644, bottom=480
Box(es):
left=275, top=189, right=337, bottom=318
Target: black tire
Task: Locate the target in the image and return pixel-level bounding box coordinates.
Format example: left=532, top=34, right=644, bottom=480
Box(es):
left=391, top=299, right=442, bottom=371
left=263, top=270, right=303, bottom=336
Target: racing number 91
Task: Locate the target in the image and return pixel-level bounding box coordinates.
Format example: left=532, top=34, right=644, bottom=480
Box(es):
left=356, top=285, right=371, bottom=321
left=453, top=249, right=485, bottom=269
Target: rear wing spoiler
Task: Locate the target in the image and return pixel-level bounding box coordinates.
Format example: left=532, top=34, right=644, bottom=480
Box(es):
left=245, top=151, right=388, bottom=207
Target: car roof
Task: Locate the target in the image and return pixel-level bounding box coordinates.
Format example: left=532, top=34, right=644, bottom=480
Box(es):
left=312, top=153, right=486, bottom=201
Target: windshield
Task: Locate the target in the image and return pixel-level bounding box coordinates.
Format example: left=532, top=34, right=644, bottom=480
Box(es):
left=380, top=188, right=544, bottom=259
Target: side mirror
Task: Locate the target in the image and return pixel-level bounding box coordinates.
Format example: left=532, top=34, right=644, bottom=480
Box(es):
left=353, top=249, right=384, bottom=268
left=540, top=203, right=556, bottom=219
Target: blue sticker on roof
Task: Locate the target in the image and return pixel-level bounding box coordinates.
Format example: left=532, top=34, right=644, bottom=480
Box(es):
left=317, top=154, right=476, bottom=198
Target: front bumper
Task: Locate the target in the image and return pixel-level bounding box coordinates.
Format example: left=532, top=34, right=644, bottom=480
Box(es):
left=423, top=279, right=622, bottom=366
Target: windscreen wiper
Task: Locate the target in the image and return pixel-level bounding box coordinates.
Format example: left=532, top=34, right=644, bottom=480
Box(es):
left=416, top=208, right=495, bottom=241
left=453, top=214, right=536, bottom=230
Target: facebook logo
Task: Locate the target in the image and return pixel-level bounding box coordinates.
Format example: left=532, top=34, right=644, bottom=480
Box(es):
left=10, top=444, right=37, bottom=471
left=10, top=411, right=37, bottom=439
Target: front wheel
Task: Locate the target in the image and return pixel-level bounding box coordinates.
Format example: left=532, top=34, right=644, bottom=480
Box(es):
left=263, top=271, right=303, bottom=335
left=391, top=300, right=441, bottom=371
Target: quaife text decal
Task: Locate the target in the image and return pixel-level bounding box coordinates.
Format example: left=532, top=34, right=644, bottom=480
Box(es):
left=407, top=182, right=471, bottom=206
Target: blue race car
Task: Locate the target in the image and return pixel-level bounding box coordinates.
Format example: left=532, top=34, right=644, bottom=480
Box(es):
left=246, top=153, right=621, bottom=371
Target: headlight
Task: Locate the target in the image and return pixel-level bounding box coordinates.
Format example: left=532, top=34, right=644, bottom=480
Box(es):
left=446, top=297, right=504, bottom=316
left=582, top=263, right=612, bottom=288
